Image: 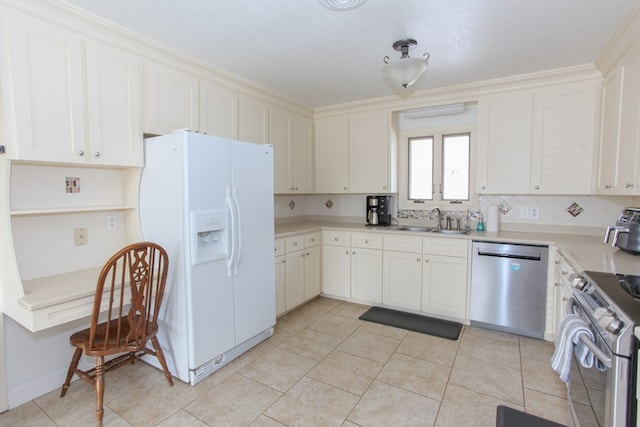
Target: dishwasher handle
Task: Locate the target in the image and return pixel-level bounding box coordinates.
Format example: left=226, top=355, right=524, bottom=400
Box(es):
left=476, top=250, right=542, bottom=261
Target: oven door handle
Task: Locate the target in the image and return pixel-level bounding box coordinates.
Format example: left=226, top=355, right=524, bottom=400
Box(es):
left=566, top=297, right=613, bottom=369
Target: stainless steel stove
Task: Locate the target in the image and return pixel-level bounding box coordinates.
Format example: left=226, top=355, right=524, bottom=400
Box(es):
left=566, top=271, right=640, bottom=426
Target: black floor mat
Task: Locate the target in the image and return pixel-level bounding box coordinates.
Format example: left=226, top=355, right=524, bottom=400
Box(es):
left=495, top=405, right=566, bottom=427
left=358, top=306, right=462, bottom=340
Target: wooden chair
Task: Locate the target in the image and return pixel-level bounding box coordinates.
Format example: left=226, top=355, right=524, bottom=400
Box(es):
left=60, top=242, right=174, bottom=426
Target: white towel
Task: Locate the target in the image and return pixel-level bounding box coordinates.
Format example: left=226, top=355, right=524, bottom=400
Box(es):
left=550, top=313, right=595, bottom=383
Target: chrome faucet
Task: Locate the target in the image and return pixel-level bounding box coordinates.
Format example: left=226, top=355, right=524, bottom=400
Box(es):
left=432, top=207, right=442, bottom=229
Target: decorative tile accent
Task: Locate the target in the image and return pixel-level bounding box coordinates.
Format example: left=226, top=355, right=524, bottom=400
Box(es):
left=567, top=202, right=583, bottom=217
left=289, top=200, right=296, bottom=210
left=499, top=201, right=511, bottom=214
left=65, top=177, right=80, bottom=193
left=325, top=199, right=334, bottom=209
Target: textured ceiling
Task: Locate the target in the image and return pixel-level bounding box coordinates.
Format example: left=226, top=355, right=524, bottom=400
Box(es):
left=59, top=0, right=637, bottom=108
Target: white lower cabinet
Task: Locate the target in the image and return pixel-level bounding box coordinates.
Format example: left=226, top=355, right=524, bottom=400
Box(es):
left=274, top=232, right=321, bottom=316
left=321, top=230, right=351, bottom=298
left=381, top=234, right=470, bottom=320
left=382, top=235, right=423, bottom=311
left=350, top=233, right=383, bottom=304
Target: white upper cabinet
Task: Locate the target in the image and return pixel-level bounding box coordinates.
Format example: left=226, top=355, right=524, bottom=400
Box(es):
left=238, top=94, right=268, bottom=144
left=3, top=12, right=86, bottom=163
left=477, top=80, right=597, bottom=194
left=349, top=110, right=394, bottom=193
left=144, top=61, right=199, bottom=135
left=597, top=46, right=640, bottom=195
left=199, top=79, right=238, bottom=139
left=315, top=116, right=349, bottom=193
left=1, top=12, right=142, bottom=166
left=530, top=81, right=597, bottom=194
left=476, top=91, right=533, bottom=194
left=270, top=105, right=313, bottom=194
left=314, top=110, right=396, bottom=194
left=85, top=40, right=143, bottom=167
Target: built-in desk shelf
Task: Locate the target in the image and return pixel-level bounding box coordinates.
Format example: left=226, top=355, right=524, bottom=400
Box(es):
left=1, top=161, right=142, bottom=332
left=10, top=205, right=137, bottom=217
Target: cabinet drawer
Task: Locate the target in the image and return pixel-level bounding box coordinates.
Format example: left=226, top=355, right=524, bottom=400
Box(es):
left=383, top=235, right=422, bottom=253
left=351, top=232, right=383, bottom=249
left=423, top=237, right=468, bottom=257
left=275, top=238, right=285, bottom=256
left=305, top=232, right=321, bottom=248
left=322, top=230, right=350, bottom=246
left=285, top=235, right=304, bottom=253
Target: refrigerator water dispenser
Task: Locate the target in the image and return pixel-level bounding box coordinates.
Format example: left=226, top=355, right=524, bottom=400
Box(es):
left=190, top=210, right=228, bottom=265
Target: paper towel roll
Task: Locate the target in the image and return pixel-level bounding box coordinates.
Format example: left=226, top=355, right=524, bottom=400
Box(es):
left=486, top=205, right=500, bottom=232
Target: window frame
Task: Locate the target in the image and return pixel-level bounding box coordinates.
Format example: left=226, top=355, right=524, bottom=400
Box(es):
left=398, top=125, right=477, bottom=210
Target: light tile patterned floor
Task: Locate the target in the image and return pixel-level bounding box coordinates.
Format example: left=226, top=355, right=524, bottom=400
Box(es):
left=0, top=297, right=569, bottom=426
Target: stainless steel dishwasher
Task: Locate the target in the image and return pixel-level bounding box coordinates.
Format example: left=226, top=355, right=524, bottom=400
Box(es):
left=470, top=241, right=548, bottom=338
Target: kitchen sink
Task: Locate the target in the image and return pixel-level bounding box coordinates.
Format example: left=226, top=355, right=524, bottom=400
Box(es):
left=430, top=229, right=470, bottom=235
left=393, top=226, right=434, bottom=232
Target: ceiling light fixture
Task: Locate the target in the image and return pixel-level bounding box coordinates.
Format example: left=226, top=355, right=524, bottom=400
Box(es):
left=404, top=103, right=466, bottom=119
left=318, top=0, right=367, bottom=11
left=383, top=39, right=430, bottom=89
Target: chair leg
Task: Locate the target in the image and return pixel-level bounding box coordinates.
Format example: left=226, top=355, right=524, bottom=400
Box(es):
left=151, top=336, right=174, bottom=387
left=60, top=347, right=83, bottom=397
left=95, top=356, right=105, bottom=427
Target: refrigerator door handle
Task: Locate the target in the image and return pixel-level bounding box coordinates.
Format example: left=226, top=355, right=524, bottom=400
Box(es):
left=231, top=188, right=242, bottom=276
left=226, top=187, right=236, bottom=277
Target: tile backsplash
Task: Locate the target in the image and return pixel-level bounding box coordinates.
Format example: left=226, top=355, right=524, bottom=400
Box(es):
left=275, top=194, right=634, bottom=236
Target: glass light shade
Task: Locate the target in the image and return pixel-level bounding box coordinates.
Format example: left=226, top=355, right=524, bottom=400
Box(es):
left=383, top=57, right=427, bottom=88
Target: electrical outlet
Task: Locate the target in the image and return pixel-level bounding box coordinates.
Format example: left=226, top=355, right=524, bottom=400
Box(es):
left=74, top=227, right=88, bottom=245
left=106, top=215, right=117, bottom=230
left=519, top=207, right=529, bottom=219
left=530, top=207, right=540, bottom=220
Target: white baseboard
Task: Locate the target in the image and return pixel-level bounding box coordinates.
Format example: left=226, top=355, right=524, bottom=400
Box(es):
left=7, top=360, right=92, bottom=409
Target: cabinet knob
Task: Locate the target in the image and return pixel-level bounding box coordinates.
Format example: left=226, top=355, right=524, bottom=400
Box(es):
left=424, top=258, right=429, bottom=263
left=344, top=187, right=348, bottom=190
left=383, top=186, right=388, bottom=190
left=365, top=239, right=369, bottom=244
left=417, top=258, right=422, bottom=262
left=94, top=152, right=101, bottom=157
left=481, top=185, right=486, bottom=190
left=306, top=252, right=310, bottom=256
left=78, top=150, right=85, bottom=156
left=605, top=184, right=612, bottom=189
left=334, top=238, right=339, bottom=242
left=345, top=251, right=349, bottom=255
left=534, top=185, right=540, bottom=190
left=627, top=183, right=634, bottom=188
left=352, top=251, right=356, bottom=255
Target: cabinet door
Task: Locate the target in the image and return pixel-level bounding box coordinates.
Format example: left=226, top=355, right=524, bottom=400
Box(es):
left=85, top=41, right=143, bottom=166
left=291, top=114, right=313, bottom=193
left=5, top=12, right=86, bottom=162
left=238, top=94, right=268, bottom=144
left=349, top=111, right=391, bottom=193
left=304, top=245, right=321, bottom=300
left=382, top=250, right=422, bottom=311
left=617, top=48, right=640, bottom=194
left=531, top=81, right=597, bottom=194
left=269, top=106, right=292, bottom=193
left=275, top=254, right=286, bottom=316
left=200, top=79, right=238, bottom=139
left=476, top=91, right=533, bottom=194
left=422, top=255, right=467, bottom=319
left=145, top=62, right=199, bottom=135
left=285, top=250, right=305, bottom=310
left=321, top=244, right=351, bottom=298
left=315, top=116, right=349, bottom=193
left=351, top=247, right=382, bottom=304
left=597, top=69, right=621, bottom=193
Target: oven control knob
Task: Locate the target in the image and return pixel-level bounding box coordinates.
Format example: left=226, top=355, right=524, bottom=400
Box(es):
left=604, top=317, right=623, bottom=335
left=571, top=277, right=588, bottom=291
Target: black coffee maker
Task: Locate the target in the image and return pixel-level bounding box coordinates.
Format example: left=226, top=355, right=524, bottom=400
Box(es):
left=366, top=195, right=392, bottom=226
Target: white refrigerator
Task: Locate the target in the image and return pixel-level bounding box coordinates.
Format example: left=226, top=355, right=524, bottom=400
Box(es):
left=138, top=130, right=275, bottom=384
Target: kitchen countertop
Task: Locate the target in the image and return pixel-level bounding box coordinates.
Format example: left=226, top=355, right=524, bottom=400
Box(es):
left=275, top=220, right=640, bottom=276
